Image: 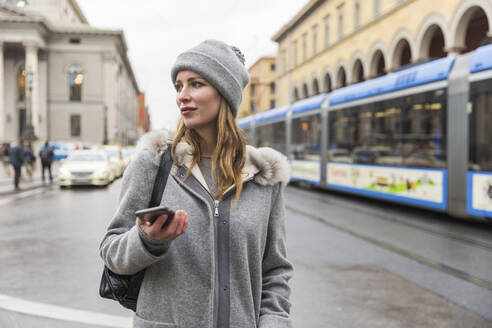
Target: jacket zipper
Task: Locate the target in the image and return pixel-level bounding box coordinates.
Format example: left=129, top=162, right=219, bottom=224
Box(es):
left=214, top=200, right=220, bottom=217
left=213, top=198, right=220, bottom=328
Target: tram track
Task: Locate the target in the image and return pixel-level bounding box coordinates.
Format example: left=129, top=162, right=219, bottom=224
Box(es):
left=286, top=201, right=492, bottom=292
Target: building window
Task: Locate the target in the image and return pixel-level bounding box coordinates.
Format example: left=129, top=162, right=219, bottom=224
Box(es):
left=271, top=63, right=276, bottom=71
left=293, top=40, right=298, bottom=67
left=302, top=34, right=307, bottom=62
left=270, top=100, right=276, bottom=109
left=312, top=25, right=318, bottom=56
left=250, top=83, right=255, bottom=97
left=18, top=65, right=26, bottom=101
left=354, top=0, right=361, bottom=29
left=70, top=114, right=81, bottom=137
left=324, top=16, right=330, bottom=48
left=374, top=0, right=381, bottom=18
left=69, top=65, right=83, bottom=101
left=270, top=82, right=275, bottom=94
left=338, top=4, right=344, bottom=41
left=69, top=38, right=80, bottom=44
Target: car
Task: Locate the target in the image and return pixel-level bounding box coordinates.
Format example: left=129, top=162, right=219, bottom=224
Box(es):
left=51, top=142, right=88, bottom=160
left=102, top=145, right=126, bottom=178
left=121, top=147, right=135, bottom=169
left=328, top=148, right=353, bottom=163
left=404, top=149, right=446, bottom=168
left=58, top=150, right=114, bottom=187
left=351, top=147, right=377, bottom=164
left=372, top=146, right=403, bottom=166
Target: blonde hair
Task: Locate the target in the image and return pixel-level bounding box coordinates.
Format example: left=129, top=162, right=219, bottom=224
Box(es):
left=172, top=99, right=246, bottom=206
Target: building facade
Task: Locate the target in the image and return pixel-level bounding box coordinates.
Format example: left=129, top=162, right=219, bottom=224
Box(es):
left=237, top=56, right=276, bottom=118
left=0, top=0, right=141, bottom=145
left=272, top=0, right=492, bottom=106
left=137, top=92, right=150, bottom=137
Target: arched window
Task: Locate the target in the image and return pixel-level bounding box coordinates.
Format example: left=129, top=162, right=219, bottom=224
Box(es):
left=464, top=8, right=489, bottom=53
left=293, top=87, right=299, bottom=101
left=302, top=83, right=309, bottom=98
left=324, top=73, right=332, bottom=93
left=18, top=65, right=26, bottom=101
left=69, top=65, right=84, bottom=101
left=312, top=78, right=320, bottom=95
left=370, top=50, right=386, bottom=77
left=336, top=67, right=347, bottom=88
left=419, top=25, right=447, bottom=60
left=392, top=39, right=412, bottom=70
left=352, top=59, right=365, bottom=83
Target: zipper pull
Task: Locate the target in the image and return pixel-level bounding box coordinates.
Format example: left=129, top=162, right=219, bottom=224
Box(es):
left=214, top=200, right=220, bottom=217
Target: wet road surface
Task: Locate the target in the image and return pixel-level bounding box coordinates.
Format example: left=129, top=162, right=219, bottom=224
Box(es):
left=0, top=180, right=491, bottom=327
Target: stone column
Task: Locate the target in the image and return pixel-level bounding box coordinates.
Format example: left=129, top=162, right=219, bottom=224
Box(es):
left=103, top=52, right=117, bottom=144
left=445, top=46, right=465, bottom=56
left=24, top=42, right=40, bottom=137
left=0, top=41, right=5, bottom=141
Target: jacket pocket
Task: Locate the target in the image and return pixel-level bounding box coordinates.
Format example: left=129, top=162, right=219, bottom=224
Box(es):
left=134, top=314, right=178, bottom=328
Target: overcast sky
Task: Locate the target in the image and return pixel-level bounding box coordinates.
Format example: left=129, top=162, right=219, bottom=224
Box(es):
left=76, top=0, right=306, bottom=131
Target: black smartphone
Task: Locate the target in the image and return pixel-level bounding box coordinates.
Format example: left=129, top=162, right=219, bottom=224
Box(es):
left=135, top=206, right=175, bottom=226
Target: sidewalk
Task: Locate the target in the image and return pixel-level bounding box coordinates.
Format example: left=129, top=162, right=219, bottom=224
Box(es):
left=0, top=160, right=59, bottom=196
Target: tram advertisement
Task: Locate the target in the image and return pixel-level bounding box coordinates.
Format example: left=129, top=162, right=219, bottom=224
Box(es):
left=469, top=172, right=492, bottom=216
left=291, top=160, right=321, bottom=184
left=327, top=163, right=445, bottom=206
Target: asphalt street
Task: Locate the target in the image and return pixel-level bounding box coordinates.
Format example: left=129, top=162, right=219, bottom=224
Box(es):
left=0, top=178, right=491, bottom=327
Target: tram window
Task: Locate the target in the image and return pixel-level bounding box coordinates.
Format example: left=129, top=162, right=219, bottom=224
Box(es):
left=291, top=114, right=321, bottom=160
left=328, top=89, right=447, bottom=167
left=470, top=80, right=492, bottom=172
left=401, top=90, right=447, bottom=168
left=256, top=122, right=286, bottom=155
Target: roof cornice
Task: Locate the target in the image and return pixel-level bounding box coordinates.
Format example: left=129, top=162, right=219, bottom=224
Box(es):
left=67, top=0, right=89, bottom=24
left=272, top=0, right=325, bottom=42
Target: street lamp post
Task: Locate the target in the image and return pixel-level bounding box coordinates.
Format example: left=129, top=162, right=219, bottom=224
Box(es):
left=22, top=66, right=37, bottom=141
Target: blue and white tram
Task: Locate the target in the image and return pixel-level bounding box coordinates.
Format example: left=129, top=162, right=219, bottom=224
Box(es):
left=237, top=44, right=492, bottom=220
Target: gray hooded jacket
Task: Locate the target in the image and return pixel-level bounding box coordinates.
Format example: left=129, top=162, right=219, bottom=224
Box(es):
left=100, top=130, right=293, bottom=328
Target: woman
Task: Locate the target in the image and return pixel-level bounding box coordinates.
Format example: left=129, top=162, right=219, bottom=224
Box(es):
left=100, top=39, right=293, bottom=328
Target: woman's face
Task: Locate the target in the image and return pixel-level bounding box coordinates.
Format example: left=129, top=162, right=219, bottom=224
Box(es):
left=175, top=70, right=221, bottom=132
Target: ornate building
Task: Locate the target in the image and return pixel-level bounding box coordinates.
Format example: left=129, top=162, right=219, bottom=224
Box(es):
left=0, top=0, right=141, bottom=145
left=238, top=56, right=277, bottom=118
left=272, top=0, right=492, bottom=106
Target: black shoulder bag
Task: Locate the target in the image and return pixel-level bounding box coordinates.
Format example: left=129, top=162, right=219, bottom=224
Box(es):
left=99, top=147, right=173, bottom=312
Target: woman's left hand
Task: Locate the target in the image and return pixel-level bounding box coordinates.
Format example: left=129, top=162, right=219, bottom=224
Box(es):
left=137, top=210, right=188, bottom=242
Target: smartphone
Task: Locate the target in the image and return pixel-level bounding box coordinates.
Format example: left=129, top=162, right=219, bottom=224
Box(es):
left=135, top=206, right=175, bottom=226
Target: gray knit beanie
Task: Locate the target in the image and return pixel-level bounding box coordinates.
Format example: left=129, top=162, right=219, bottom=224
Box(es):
left=171, top=39, right=250, bottom=117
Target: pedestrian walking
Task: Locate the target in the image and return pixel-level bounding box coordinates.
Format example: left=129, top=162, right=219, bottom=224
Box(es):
left=23, top=142, right=36, bottom=181
left=9, top=140, right=25, bottom=190
left=100, top=40, right=293, bottom=327
left=39, top=141, right=54, bottom=182
left=1, top=142, right=11, bottom=177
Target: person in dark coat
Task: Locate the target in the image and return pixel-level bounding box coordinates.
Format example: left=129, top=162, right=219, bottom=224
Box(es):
left=24, top=142, right=36, bottom=180
left=9, top=140, right=25, bottom=190
left=39, top=141, right=54, bottom=182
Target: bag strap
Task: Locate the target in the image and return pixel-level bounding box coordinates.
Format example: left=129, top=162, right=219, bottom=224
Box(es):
left=149, top=144, right=173, bottom=207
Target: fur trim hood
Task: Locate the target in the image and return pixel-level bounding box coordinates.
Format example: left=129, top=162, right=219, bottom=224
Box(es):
left=136, top=129, right=290, bottom=187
